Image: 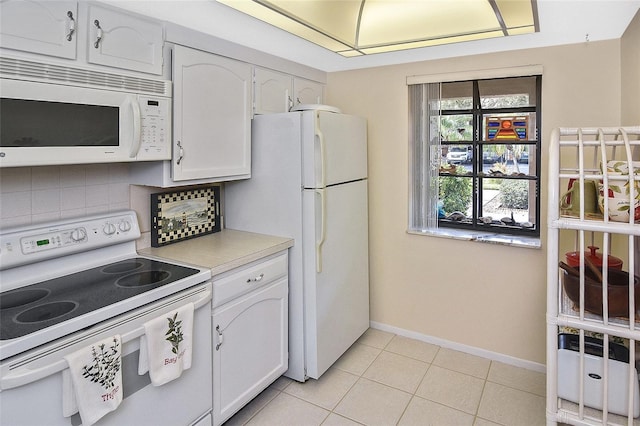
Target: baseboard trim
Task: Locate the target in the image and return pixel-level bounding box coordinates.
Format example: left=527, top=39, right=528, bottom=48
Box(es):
left=369, top=321, right=546, bottom=374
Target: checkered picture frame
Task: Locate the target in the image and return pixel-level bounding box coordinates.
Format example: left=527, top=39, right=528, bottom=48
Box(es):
left=151, top=186, right=221, bottom=247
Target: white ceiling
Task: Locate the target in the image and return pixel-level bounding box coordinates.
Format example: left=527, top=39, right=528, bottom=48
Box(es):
left=102, top=0, right=640, bottom=72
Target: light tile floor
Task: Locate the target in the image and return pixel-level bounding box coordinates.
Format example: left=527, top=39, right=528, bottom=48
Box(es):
left=225, top=328, right=546, bottom=426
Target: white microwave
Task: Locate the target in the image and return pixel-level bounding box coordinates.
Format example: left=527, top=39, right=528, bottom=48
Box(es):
left=0, top=57, right=172, bottom=168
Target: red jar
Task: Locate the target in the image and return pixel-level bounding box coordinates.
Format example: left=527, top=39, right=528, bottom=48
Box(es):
left=565, top=245, right=623, bottom=269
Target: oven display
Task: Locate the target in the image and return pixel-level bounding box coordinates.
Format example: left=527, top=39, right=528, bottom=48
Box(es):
left=21, top=227, right=85, bottom=254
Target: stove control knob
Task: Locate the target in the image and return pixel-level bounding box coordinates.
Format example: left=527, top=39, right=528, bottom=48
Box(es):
left=103, top=223, right=117, bottom=236
left=70, top=228, right=87, bottom=242
left=118, top=220, right=132, bottom=232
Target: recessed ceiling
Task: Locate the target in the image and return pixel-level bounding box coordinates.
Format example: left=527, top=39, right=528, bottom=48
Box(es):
left=217, top=0, right=539, bottom=57
left=99, top=1, right=640, bottom=72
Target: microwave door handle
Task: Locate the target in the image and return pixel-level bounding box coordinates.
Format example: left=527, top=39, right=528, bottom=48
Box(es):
left=128, top=97, right=142, bottom=158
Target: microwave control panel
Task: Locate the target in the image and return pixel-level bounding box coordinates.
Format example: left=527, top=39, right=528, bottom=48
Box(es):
left=138, top=96, right=171, bottom=160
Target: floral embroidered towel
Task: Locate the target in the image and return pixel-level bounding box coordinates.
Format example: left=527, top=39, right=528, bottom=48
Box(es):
left=63, top=335, right=122, bottom=426
left=138, top=303, right=194, bottom=386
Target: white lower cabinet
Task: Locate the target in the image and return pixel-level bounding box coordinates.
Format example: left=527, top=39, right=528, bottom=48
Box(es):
left=212, top=252, right=288, bottom=426
left=192, top=412, right=213, bottom=426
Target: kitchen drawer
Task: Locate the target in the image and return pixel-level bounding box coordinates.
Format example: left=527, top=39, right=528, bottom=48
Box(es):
left=212, top=251, right=287, bottom=307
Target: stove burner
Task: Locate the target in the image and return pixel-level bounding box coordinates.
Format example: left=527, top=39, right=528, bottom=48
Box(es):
left=102, top=260, right=144, bottom=274
left=115, top=270, right=171, bottom=288
left=1, top=257, right=199, bottom=342
left=16, top=301, right=78, bottom=324
left=0, top=288, right=50, bottom=309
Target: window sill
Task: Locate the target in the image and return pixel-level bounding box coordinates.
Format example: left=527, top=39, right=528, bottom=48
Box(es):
left=407, top=228, right=541, bottom=249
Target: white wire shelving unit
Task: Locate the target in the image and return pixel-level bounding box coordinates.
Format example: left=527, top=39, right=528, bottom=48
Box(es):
left=547, top=126, right=640, bottom=425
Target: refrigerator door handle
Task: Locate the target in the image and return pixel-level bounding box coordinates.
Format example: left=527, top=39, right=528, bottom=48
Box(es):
left=315, top=113, right=326, bottom=188
left=315, top=188, right=326, bottom=273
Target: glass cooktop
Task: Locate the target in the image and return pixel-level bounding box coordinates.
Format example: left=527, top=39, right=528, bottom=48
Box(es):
left=0, top=258, right=199, bottom=340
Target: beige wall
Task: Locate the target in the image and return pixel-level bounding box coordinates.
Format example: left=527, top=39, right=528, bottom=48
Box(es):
left=325, top=40, right=623, bottom=365
left=622, top=9, right=640, bottom=127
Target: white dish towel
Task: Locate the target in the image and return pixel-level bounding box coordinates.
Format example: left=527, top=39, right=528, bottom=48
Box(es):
left=138, top=302, right=194, bottom=386
left=62, top=335, right=123, bottom=426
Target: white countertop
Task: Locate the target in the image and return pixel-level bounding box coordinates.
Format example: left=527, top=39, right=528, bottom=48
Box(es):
left=138, top=229, right=294, bottom=276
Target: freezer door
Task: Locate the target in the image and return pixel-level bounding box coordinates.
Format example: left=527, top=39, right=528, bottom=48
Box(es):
left=302, top=179, right=370, bottom=379
left=301, top=111, right=367, bottom=188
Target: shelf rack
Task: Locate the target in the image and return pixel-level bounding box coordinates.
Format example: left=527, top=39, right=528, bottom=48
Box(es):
left=547, top=126, right=640, bottom=425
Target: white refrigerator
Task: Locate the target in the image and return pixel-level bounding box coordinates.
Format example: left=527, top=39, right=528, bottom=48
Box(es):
left=224, top=106, right=369, bottom=381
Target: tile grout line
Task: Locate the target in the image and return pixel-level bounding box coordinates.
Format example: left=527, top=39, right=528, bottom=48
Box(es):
left=233, top=330, right=547, bottom=425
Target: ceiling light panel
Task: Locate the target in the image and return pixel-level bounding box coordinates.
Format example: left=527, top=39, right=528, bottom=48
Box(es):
left=359, top=30, right=506, bottom=54
left=218, top=0, right=354, bottom=51
left=266, top=0, right=362, bottom=45
left=358, top=0, right=500, bottom=47
left=217, top=0, right=538, bottom=56
left=495, top=0, right=536, bottom=29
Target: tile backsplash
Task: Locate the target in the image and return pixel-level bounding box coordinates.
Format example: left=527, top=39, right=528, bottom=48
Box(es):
left=0, top=164, right=131, bottom=229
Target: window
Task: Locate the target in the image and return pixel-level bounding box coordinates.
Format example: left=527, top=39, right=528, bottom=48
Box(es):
left=409, top=75, right=541, bottom=239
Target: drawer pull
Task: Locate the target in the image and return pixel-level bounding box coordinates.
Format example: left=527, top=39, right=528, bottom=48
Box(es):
left=247, top=273, right=264, bottom=283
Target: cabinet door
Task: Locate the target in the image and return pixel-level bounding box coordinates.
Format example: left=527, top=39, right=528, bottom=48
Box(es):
left=212, top=278, right=288, bottom=426
left=0, top=0, right=77, bottom=59
left=87, top=4, right=163, bottom=75
left=173, top=46, right=251, bottom=182
left=293, top=77, right=324, bottom=106
left=254, top=67, right=292, bottom=114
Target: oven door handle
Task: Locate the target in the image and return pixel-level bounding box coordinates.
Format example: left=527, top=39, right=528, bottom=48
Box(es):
left=0, top=287, right=212, bottom=390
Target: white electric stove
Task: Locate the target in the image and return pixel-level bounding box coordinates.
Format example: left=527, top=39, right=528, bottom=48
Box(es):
left=0, top=211, right=213, bottom=426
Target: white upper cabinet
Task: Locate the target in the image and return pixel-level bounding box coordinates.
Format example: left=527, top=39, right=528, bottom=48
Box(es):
left=0, top=0, right=78, bottom=59
left=0, top=1, right=163, bottom=75
left=293, top=77, right=324, bottom=106
left=254, top=67, right=292, bottom=114
left=172, top=45, right=251, bottom=182
left=129, top=45, right=253, bottom=187
left=254, top=67, right=324, bottom=114
left=86, top=4, right=163, bottom=75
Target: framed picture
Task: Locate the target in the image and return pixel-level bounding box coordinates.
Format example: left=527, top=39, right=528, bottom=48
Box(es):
left=151, top=186, right=221, bottom=247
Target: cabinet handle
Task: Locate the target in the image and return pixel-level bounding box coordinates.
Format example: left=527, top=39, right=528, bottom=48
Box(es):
left=66, top=11, right=75, bottom=42
left=93, top=20, right=103, bottom=49
left=246, top=273, right=264, bottom=283
left=215, top=325, right=223, bottom=350
left=176, top=141, right=184, bottom=165
left=286, top=89, right=293, bottom=112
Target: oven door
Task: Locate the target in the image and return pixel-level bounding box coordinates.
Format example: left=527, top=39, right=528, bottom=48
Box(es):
left=0, top=282, right=212, bottom=426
